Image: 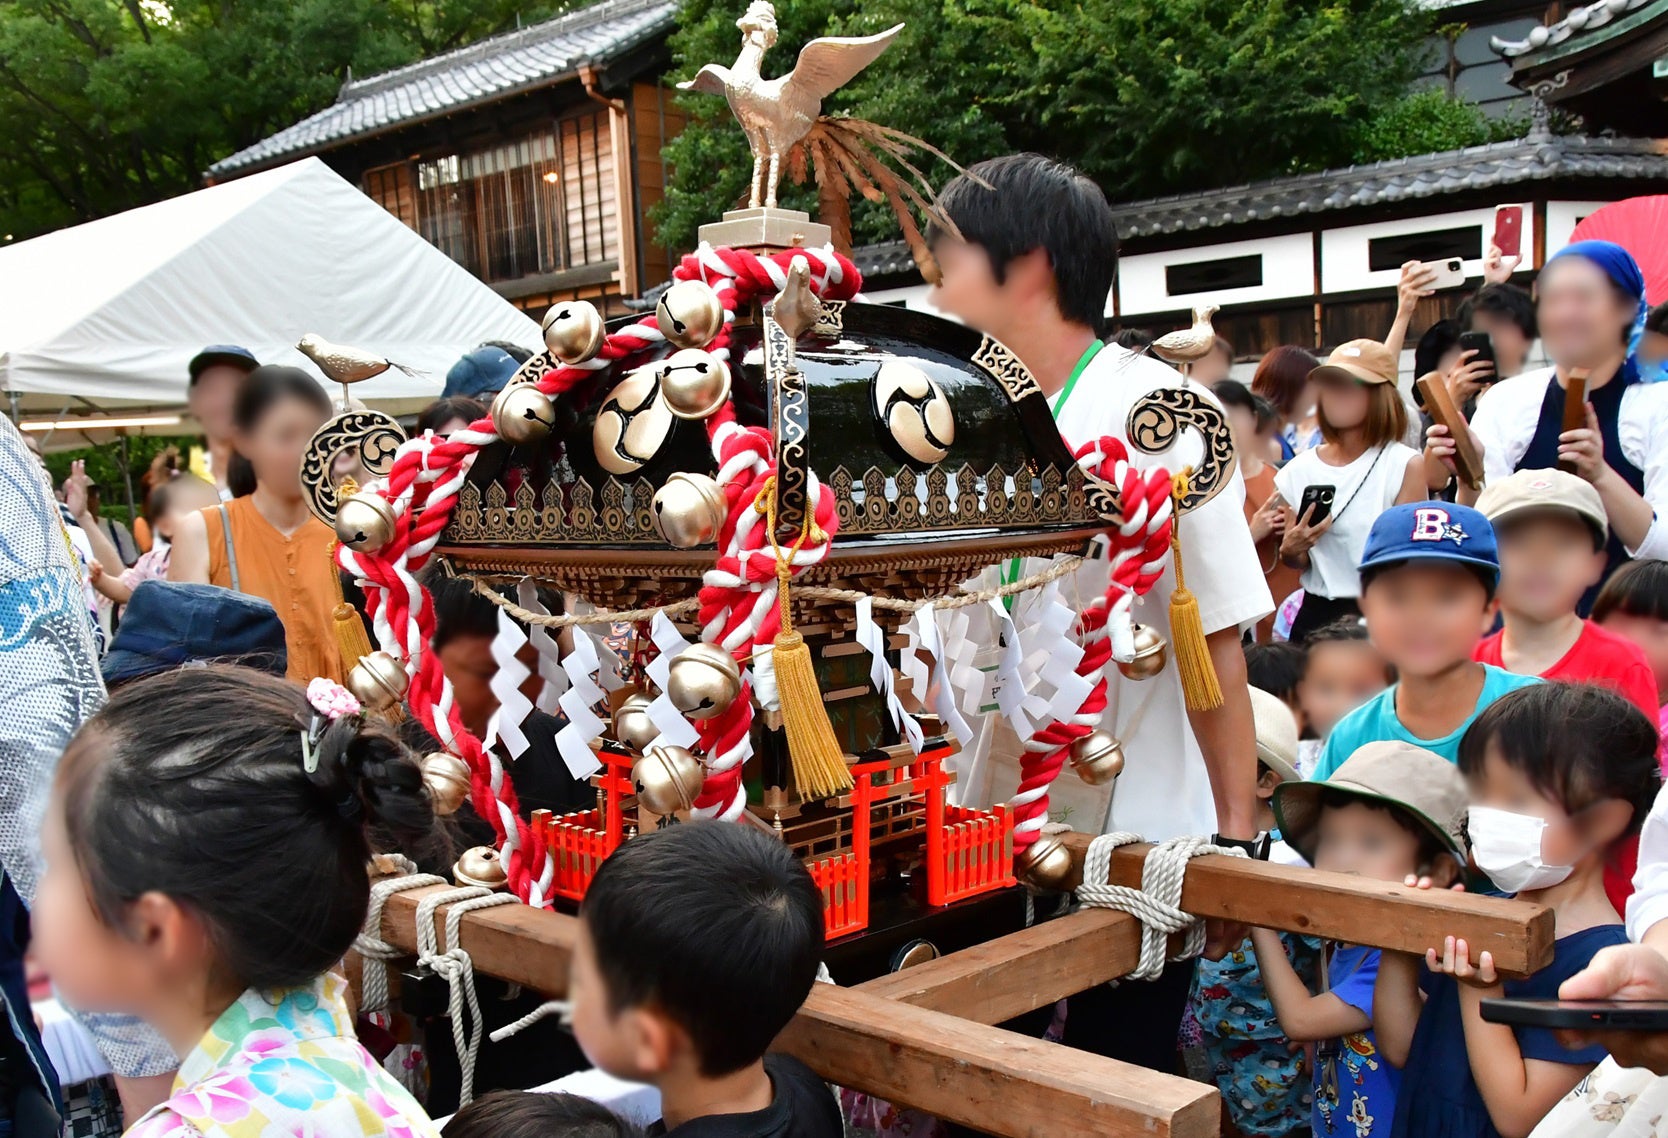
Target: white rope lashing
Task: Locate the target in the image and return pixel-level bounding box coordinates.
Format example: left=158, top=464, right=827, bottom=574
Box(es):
left=414, top=887, right=521, bottom=1108
left=1075, top=832, right=1246, bottom=980
left=354, top=870, right=445, bottom=1014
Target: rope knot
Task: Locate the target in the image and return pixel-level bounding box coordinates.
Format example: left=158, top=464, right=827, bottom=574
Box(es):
left=1075, top=832, right=1246, bottom=980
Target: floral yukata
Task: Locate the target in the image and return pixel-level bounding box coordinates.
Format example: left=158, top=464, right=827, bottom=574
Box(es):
left=127, top=973, right=440, bottom=1138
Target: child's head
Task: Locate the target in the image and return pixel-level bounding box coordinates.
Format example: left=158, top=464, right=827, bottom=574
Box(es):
left=1275, top=742, right=1468, bottom=885
left=142, top=450, right=219, bottom=543
left=929, top=153, right=1117, bottom=342
left=441, top=1091, right=642, bottom=1138
left=1477, top=469, right=1608, bottom=623
left=572, top=821, right=823, bottom=1084
left=1245, top=641, right=1305, bottom=720
left=33, top=665, right=436, bottom=1018
left=1309, top=340, right=1407, bottom=448
left=1593, top=559, right=1668, bottom=701
left=1358, top=502, right=1500, bottom=678
left=1458, top=683, right=1659, bottom=890
left=1298, top=617, right=1393, bottom=741
left=1250, top=686, right=1300, bottom=826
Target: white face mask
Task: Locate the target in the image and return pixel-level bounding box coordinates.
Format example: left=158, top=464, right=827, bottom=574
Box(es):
left=1467, top=805, right=1574, bottom=893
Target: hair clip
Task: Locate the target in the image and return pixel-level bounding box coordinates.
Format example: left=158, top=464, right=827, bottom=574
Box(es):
left=302, top=678, right=362, bottom=774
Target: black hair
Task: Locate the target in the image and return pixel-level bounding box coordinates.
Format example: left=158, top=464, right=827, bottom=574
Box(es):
left=1112, top=327, right=1153, bottom=352
left=1458, top=683, right=1660, bottom=835
left=1251, top=393, right=1279, bottom=432
left=1414, top=319, right=1464, bottom=380
left=580, top=821, right=823, bottom=1077
left=478, top=340, right=535, bottom=366
left=226, top=365, right=333, bottom=498
left=442, top=1091, right=642, bottom=1138
left=1315, top=786, right=1457, bottom=872
left=1459, top=283, right=1537, bottom=341
left=141, top=447, right=216, bottom=528
left=1304, top=616, right=1395, bottom=683
left=426, top=571, right=502, bottom=652
left=1359, top=558, right=1497, bottom=602
left=931, top=154, right=1118, bottom=338
left=1212, top=379, right=1258, bottom=417
left=1593, top=558, right=1668, bottom=624
left=416, top=397, right=488, bottom=437
left=1245, top=642, right=1306, bottom=706
left=56, top=665, right=439, bottom=991
left=1648, top=301, right=1668, bottom=336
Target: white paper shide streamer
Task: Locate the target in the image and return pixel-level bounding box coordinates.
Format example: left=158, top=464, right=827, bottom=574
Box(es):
left=644, top=612, right=701, bottom=750
left=484, top=607, right=533, bottom=759
left=555, top=627, right=607, bottom=779
left=516, top=580, right=568, bottom=714
left=855, top=597, right=922, bottom=752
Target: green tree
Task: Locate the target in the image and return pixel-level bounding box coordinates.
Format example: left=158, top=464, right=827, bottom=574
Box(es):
left=0, top=0, right=566, bottom=241
left=1352, top=88, right=1527, bottom=163
left=657, top=0, right=1445, bottom=250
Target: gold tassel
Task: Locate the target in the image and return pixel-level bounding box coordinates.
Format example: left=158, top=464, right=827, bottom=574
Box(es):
left=329, top=535, right=377, bottom=688
left=761, top=486, right=853, bottom=799
left=1169, top=469, right=1222, bottom=711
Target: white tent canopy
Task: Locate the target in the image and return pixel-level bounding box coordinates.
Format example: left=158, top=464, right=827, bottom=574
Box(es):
left=0, top=158, right=541, bottom=415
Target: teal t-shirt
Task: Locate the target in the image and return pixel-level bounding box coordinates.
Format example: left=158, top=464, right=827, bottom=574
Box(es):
left=1309, top=666, right=1542, bottom=781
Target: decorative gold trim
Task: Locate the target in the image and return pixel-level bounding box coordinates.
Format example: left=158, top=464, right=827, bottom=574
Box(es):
left=971, top=335, right=1042, bottom=403
left=815, top=301, right=846, bottom=337
left=301, top=410, right=406, bottom=526
left=1125, top=388, right=1237, bottom=514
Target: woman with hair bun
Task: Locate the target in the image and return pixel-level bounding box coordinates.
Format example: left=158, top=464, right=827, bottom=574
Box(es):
left=31, top=665, right=445, bottom=1137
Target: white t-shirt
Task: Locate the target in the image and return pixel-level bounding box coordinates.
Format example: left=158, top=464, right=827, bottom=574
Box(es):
left=1050, top=345, right=1273, bottom=841
left=1274, top=441, right=1418, bottom=600
left=1627, top=781, right=1668, bottom=943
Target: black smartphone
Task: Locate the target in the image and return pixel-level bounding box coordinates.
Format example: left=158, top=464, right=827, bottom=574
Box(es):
left=1298, top=485, right=1336, bottom=526
left=1458, top=330, right=1497, bottom=378
left=1480, top=998, right=1668, bottom=1032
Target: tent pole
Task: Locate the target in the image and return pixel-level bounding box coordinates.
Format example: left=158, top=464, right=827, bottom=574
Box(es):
left=119, top=433, right=137, bottom=525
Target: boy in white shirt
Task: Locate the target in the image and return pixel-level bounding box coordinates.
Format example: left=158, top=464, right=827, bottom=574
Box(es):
left=929, top=153, right=1273, bottom=1069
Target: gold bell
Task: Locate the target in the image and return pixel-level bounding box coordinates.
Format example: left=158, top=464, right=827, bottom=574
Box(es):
left=632, top=744, right=705, bottom=815
left=1014, top=833, right=1075, bottom=891
left=658, top=349, right=731, bottom=421
left=454, top=845, right=508, bottom=891
left=656, top=280, right=725, bottom=350
left=334, top=490, right=397, bottom=553
left=651, top=472, right=728, bottom=548
left=542, top=300, right=605, bottom=364
left=1069, top=730, right=1125, bottom=786
left=611, top=692, right=659, bottom=753
left=421, top=752, right=472, bottom=816
left=1118, top=624, right=1169, bottom=681
left=665, top=641, right=743, bottom=721
left=491, top=384, right=556, bottom=446
left=348, top=650, right=408, bottom=712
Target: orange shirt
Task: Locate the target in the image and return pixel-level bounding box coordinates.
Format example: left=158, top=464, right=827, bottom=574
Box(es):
left=203, top=498, right=345, bottom=683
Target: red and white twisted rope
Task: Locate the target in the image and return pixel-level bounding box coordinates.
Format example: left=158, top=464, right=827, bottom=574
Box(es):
left=1009, top=437, right=1175, bottom=850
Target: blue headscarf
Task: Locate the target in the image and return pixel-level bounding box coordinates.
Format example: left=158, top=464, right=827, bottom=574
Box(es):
left=1545, top=239, right=1661, bottom=382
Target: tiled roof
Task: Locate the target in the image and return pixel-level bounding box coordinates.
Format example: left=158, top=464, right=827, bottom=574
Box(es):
left=208, top=0, right=677, bottom=177
left=852, top=133, right=1668, bottom=279
left=1491, top=0, right=1656, bottom=57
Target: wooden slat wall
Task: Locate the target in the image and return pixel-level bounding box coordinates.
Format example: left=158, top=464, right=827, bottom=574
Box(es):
left=362, top=162, right=419, bottom=231
left=562, top=113, right=620, bottom=270
left=632, top=80, right=689, bottom=286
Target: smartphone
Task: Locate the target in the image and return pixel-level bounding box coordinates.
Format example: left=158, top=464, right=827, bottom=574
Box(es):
left=1298, top=485, right=1336, bottom=526
left=1494, top=205, right=1524, bottom=260
left=1427, top=257, right=1468, bottom=291
left=1458, top=330, right=1497, bottom=375
left=1481, top=998, right=1668, bottom=1032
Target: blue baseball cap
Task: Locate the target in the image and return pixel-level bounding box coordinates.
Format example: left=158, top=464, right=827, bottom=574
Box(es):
left=187, top=345, right=260, bottom=384
left=1358, top=501, right=1499, bottom=587
left=102, top=581, right=288, bottom=687
left=441, top=346, right=520, bottom=400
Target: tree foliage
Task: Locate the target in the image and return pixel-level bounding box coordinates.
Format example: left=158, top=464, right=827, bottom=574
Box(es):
left=1351, top=87, right=1527, bottom=164
left=0, top=0, right=563, bottom=241
left=658, top=0, right=1453, bottom=251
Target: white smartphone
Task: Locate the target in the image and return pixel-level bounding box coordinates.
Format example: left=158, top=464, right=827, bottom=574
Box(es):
left=1425, top=257, right=1468, bottom=291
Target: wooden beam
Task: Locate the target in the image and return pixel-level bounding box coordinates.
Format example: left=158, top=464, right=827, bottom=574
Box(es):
left=783, top=985, right=1219, bottom=1138
left=855, top=908, right=1141, bottom=1023
left=1057, top=833, right=1554, bottom=978
left=367, top=886, right=1218, bottom=1138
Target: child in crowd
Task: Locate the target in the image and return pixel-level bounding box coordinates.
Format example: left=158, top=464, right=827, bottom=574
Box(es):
left=88, top=450, right=219, bottom=605
left=1252, top=741, right=1470, bottom=1137
left=442, top=1091, right=643, bottom=1138
left=1474, top=469, right=1657, bottom=718
left=1592, top=559, right=1668, bottom=738
left=1310, top=502, right=1540, bottom=781
left=1246, top=641, right=1307, bottom=726
left=1297, top=618, right=1394, bottom=778
left=570, top=821, right=843, bottom=1138
left=1193, top=687, right=1318, bottom=1136
left=31, top=665, right=443, bottom=1136
left=1376, top=683, right=1659, bottom=1138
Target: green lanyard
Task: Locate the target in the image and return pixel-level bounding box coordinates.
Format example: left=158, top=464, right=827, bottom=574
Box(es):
left=1003, top=340, right=1104, bottom=605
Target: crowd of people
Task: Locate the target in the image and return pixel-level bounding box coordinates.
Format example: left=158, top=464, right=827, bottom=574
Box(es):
left=2, top=147, right=1668, bottom=1138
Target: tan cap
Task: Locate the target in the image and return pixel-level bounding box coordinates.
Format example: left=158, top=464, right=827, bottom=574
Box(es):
left=1476, top=467, right=1608, bottom=546
left=1250, top=687, right=1300, bottom=784
left=1310, top=339, right=1397, bottom=386
left=1273, top=741, right=1468, bottom=867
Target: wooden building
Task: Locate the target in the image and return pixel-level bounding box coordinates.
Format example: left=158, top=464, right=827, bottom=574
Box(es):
left=206, top=0, right=683, bottom=317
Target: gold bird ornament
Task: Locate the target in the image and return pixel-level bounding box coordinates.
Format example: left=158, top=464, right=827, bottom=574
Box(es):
left=297, top=334, right=424, bottom=387
left=1149, top=305, right=1221, bottom=372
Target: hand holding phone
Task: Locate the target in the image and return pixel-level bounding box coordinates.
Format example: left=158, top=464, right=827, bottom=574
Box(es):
left=1493, top=205, right=1524, bottom=260
left=1297, top=485, right=1336, bottom=527
left=1427, top=258, right=1468, bottom=291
